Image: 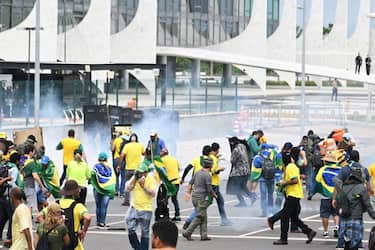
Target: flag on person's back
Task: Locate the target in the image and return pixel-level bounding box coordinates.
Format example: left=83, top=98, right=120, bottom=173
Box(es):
left=90, top=162, right=116, bottom=198
left=144, top=157, right=177, bottom=197
left=40, top=161, right=61, bottom=198
left=314, top=164, right=341, bottom=198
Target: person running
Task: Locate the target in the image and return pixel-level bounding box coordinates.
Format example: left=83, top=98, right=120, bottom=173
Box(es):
left=181, top=145, right=211, bottom=229
left=9, top=187, right=33, bottom=250
left=226, top=137, right=255, bottom=207
left=126, top=163, right=157, bottom=250
left=37, top=180, right=91, bottom=250
left=66, top=149, right=90, bottom=205
left=210, top=142, right=232, bottom=226
left=118, top=133, right=144, bottom=206
left=90, top=152, right=116, bottom=229
left=56, top=129, right=84, bottom=185
left=160, top=148, right=181, bottom=221
left=183, top=158, right=217, bottom=241
left=272, top=148, right=316, bottom=245
left=34, top=202, right=70, bottom=250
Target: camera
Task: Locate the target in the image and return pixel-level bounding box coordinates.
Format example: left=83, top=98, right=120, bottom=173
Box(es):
left=135, top=171, right=142, bottom=180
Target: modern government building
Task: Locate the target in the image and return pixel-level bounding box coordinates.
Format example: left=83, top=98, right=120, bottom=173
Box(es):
left=0, top=0, right=372, bottom=93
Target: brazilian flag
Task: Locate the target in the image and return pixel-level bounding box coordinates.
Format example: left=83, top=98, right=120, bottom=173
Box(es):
left=143, top=157, right=177, bottom=197
left=39, top=161, right=61, bottom=199
left=314, top=164, right=341, bottom=198
left=90, top=162, right=116, bottom=199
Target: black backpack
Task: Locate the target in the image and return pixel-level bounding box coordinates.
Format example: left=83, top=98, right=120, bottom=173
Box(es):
left=369, top=226, right=375, bottom=250
left=0, top=163, right=9, bottom=197
left=155, top=184, right=169, bottom=221
left=118, top=138, right=129, bottom=155
left=311, top=146, right=323, bottom=170
left=35, top=225, right=58, bottom=250
left=261, top=154, right=275, bottom=179
left=57, top=200, right=80, bottom=250
left=344, top=162, right=366, bottom=185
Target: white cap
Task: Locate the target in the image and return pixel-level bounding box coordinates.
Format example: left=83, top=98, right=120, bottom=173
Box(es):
left=150, top=129, right=157, bottom=136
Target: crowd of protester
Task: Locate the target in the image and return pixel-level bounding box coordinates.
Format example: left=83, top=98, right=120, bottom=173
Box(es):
left=0, top=126, right=374, bottom=250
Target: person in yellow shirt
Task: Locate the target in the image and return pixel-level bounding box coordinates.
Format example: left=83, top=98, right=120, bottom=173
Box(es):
left=66, top=149, right=90, bottom=205
left=57, top=129, right=84, bottom=185
left=210, top=142, right=232, bottom=226
left=181, top=145, right=211, bottom=230
left=37, top=180, right=91, bottom=250
left=111, top=130, right=127, bottom=197
left=272, top=148, right=316, bottom=245
left=160, top=148, right=181, bottom=221
left=126, top=163, right=156, bottom=250
left=118, top=133, right=144, bottom=206
left=368, top=163, right=375, bottom=197
left=9, top=187, right=33, bottom=250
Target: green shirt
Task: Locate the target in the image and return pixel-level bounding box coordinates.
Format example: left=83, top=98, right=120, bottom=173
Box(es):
left=66, top=160, right=90, bottom=187
left=22, top=158, right=39, bottom=178
left=37, top=223, right=68, bottom=250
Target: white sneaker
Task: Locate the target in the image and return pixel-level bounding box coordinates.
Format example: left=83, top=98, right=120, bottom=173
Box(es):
left=323, top=231, right=329, bottom=238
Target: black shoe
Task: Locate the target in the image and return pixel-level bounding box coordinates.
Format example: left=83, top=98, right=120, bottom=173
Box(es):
left=307, top=195, right=312, bottom=201
left=172, top=216, right=181, bottom=222
left=267, top=218, right=274, bottom=230
left=200, top=237, right=211, bottom=241
left=306, top=230, right=317, bottom=244
left=273, top=240, right=288, bottom=245
left=183, top=221, right=191, bottom=230
left=333, top=228, right=339, bottom=238
left=121, top=201, right=130, bottom=206
left=182, top=232, right=194, bottom=241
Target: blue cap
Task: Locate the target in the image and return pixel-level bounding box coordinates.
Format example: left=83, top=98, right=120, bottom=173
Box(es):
left=98, top=152, right=108, bottom=161
left=41, top=156, right=50, bottom=165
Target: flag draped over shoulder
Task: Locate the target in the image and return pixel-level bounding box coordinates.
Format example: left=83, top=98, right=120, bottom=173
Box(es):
left=40, top=161, right=61, bottom=199
left=314, top=164, right=341, bottom=198
left=250, top=155, right=263, bottom=182
left=90, top=162, right=116, bottom=199
left=144, top=157, right=177, bottom=197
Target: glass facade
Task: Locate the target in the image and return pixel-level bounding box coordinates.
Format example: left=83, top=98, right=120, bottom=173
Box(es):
left=58, top=0, right=91, bottom=34
left=111, top=0, right=139, bottom=34
left=157, top=0, right=253, bottom=47
left=267, top=0, right=279, bottom=37
left=0, top=0, right=36, bottom=32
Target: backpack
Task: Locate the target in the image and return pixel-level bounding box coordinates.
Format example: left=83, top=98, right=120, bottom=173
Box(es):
left=154, top=184, right=169, bottom=221
left=0, top=163, right=9, bottom=196
left=369, top=226, right=375, bottom=250
left=35, top=224, right=58, bottom=250
left=260, top=154, right=275, bottom=179
left=57, top=200, right=80, bottom=250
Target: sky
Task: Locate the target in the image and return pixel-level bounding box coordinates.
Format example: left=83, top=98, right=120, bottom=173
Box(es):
left=296, top=0, right=375, bottom=36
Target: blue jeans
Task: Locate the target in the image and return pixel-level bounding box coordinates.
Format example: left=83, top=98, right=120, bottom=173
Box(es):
left=93, top=190, right=111, bottom=224
left=186, top=210, right=196, bottom=223
left=126, top=207, right=152, bottom=250
left=212, top=185, right=228, bottom=222
left=169, top=184, right=180, bottom=217
left=306, top=164, right=317, bottom=196
left=337, top=218, right=363, bottom=249
left=259, top=177, right=274, bottom=216
left=113, top=159, right=126, bottom=195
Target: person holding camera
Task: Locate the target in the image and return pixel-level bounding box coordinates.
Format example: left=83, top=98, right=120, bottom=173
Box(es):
left=126, top=163, right=157, bottom=250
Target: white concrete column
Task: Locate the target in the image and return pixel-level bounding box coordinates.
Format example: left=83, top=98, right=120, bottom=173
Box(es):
left=166, top=56, right=176, bottom=87
left=191, top=59, right=200, bottom=88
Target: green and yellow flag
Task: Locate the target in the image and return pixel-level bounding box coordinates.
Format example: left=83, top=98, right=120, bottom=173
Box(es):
left=90, top=162, right=116, bottom=199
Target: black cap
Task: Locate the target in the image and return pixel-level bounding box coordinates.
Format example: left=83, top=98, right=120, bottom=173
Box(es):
left=27, top=135, right=37, bottom=144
